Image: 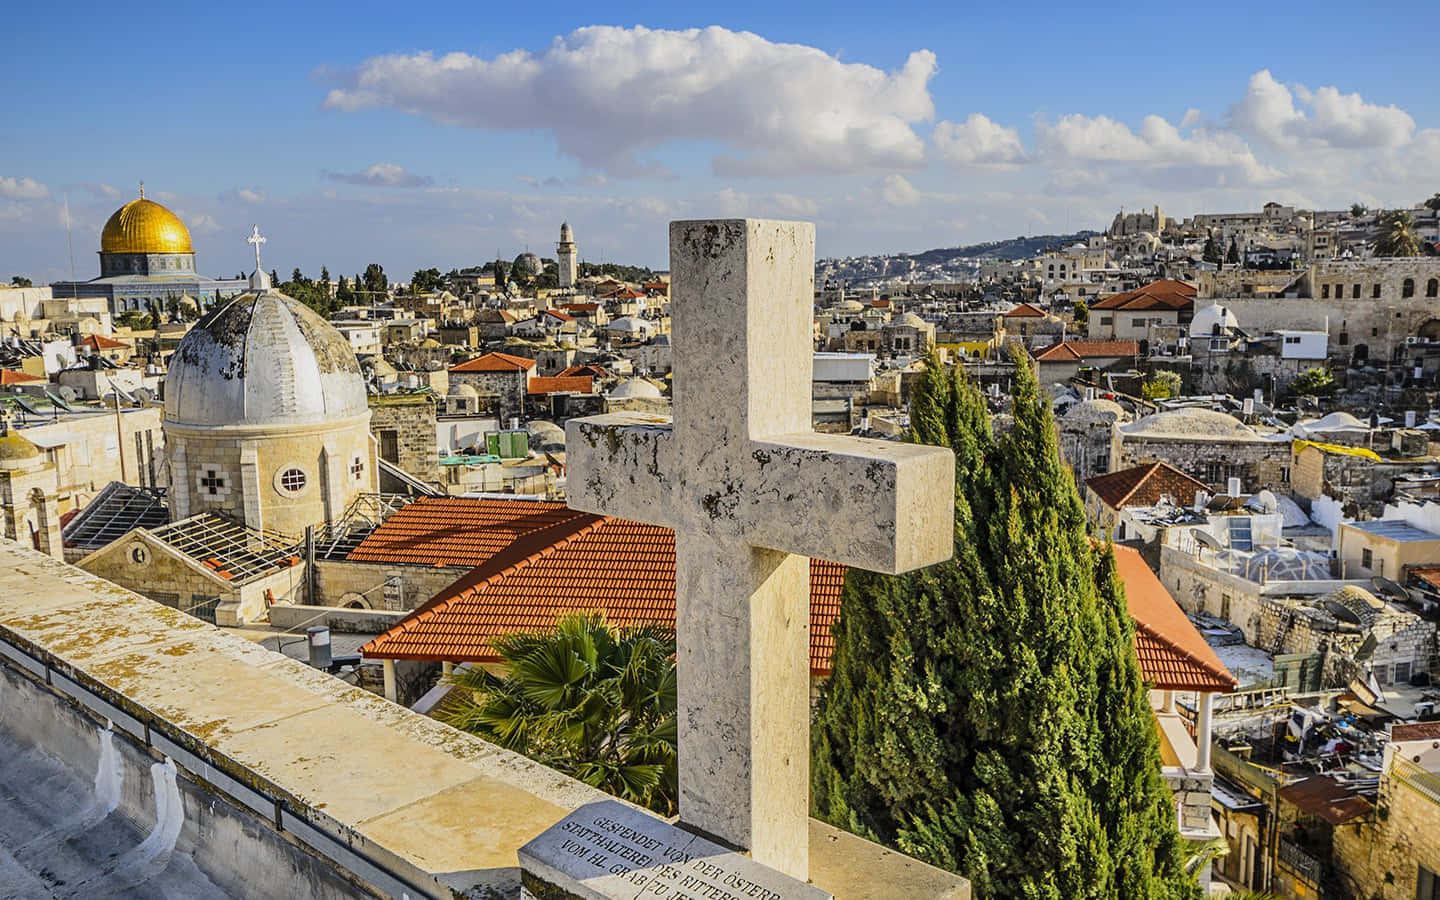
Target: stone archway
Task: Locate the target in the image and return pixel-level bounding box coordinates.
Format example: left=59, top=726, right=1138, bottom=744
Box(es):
left=340, top=591, right=369, bottom=610
left=1418, top=318, right=1440, bottom=342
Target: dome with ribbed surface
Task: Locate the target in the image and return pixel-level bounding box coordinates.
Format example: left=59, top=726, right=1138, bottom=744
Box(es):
left=164, top=289, right=367, bottom=427
left=100, top=197, right=194, bottom=254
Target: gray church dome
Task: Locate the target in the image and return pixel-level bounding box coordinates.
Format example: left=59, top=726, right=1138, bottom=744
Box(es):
left=165, top=289, right=368, bottom=427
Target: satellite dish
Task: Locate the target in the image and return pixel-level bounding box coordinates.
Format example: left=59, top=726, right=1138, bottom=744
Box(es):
left=1371, top=576, right=1409, bottom=604
left=1323, top=599, right=1363, bottom=625
left=132, top=387, right=153, bottom=404
left=55, top=385, right=77, bottom=403
left=1191, top=528, right=1225, bottom=551
left=1255, top=489, right=1279, bottom=514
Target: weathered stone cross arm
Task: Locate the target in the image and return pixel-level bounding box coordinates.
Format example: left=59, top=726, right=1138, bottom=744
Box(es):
left=568, top=416, right=953, bottom=574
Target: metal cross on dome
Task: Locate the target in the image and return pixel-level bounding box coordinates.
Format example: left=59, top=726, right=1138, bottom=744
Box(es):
left=246, top=225, right=266, bottom=273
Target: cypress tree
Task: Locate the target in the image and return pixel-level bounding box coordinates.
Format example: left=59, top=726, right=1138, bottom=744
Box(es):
left=812, top=350, right=1196, bottom=899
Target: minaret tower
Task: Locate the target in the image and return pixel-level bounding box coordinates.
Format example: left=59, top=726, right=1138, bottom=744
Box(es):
left=556, top=222, right=578, bottom=290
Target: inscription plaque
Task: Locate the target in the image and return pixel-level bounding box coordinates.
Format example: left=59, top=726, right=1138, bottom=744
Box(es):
left=519, top=800, right=831, bottom=900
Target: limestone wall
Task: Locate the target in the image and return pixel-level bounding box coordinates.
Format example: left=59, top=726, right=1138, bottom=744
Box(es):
left=312, top=558, right=467, bottom=611
left=1333, top=744, right=1440, bottom=899
left=369, top=395, right=440, bottom=486
left=1113, top=435, right=1290, bottom=493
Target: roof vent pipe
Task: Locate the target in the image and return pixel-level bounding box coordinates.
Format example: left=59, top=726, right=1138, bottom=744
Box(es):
left=1227, top=476, right=1242, bottom=498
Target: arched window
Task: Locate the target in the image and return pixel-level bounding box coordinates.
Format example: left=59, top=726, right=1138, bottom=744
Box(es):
left=1403, top=278, right=1416, bottom=298
left=1428, top=278, right=1439, bottom=298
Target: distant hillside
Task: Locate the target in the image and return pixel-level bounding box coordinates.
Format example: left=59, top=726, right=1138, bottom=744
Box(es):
left=905, top=230, right=1102, bottom=265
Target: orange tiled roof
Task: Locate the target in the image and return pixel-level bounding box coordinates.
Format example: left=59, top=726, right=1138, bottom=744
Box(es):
left=603, top=288, right=646, bottom=300
left=1086, top=462, right=1209, bottom=511
left=80, top=334, right=130, bottom=350
left=346, top=498, right=590, bottom=569
left=450, top=351, right=535, bottom=373
left=526, top=375, right=593, bottom=395
left=361, top=517, right=846, bottom=673
left=1114, top=545, right=1236, bottom=692
left=1032, top=340, right=1139, bottom=361
left=0, top=369, right=43, bottom=385
left=1004, top=302, right=1046, bottom=318
left=1091, top=279, right=1196, bottom=312
left=542, top=309, right=575, bottom=322
left=643, top=282, right=670, bottom=292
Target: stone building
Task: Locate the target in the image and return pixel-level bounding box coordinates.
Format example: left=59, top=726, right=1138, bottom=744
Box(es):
left=369, top=393, right=440, bottom=490
left=555, top=222, right=578, bottom=290
left=1058, top=395, right=1131, bottom=481
left=163, top=269, right=378, bottom=538
left=1332, top=725, right=1440, bottom=899
left=448, top=351, right=534, bottom=423
left=0, top=419, right=61, bottom=559
left=880, top=312, right=935, bottom=355
left=50, top=187, right=246, bottom=316
left=1112, top=408, right=1291, bottom=493
left=1084, top=461, right=1208, bottom=538
left=1087, top=279, right=1195, bottom=344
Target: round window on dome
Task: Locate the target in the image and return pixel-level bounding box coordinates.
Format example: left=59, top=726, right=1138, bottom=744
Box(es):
left=275, top=467, right=308, bottom=496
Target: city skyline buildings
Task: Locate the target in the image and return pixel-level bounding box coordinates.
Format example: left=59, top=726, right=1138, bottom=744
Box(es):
left=3, top=2, right=1437, bottom=282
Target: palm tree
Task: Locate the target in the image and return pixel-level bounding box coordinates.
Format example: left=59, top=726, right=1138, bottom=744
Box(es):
left=1374, top=209, right=1422, bottom=257
left=439, top=614, right=678, bottom=813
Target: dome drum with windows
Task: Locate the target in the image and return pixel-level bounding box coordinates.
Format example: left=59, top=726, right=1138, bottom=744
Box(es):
left=161, top=225, right=378, bottom=539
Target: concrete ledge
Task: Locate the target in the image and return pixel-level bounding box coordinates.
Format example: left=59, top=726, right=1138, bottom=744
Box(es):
left=267, top=603, right=408, bottom=634
left=0, top=539, right=969, bottom=898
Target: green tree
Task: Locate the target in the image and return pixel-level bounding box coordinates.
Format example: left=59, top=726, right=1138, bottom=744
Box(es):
left=116, top=310, right=154, bottom=331
left=1374, top=209, right=1422, bottom=257
left=363, top=263, right=388, bottom=297
left=1425, top=194, right=1440, bottom=213
left=1226, top=237, right=1241, bottom=265
left=10, top=275, right=32, bottom=287
left=1350, top=203, right=1368, bottom=218
left=493, top=259, right=510, bottom=292
left=1142, top=370, right=1182, bottom=400
left=1202, top=234, right=1222, bottom=265
left=1073, top=298, right=1089, bottom=328
left=335, top=277, right=354, bottom=305
left=1289, top=367, right=1335, bottom=397
left=439, top=614, right=678, bottom=814
left=409, top=267, right=443, bottom=294
left=812, top=351, right=1196, bottom=899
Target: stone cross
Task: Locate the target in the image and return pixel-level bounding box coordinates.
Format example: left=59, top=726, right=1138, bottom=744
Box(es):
left=566, top=219, right=954, bottom=880
left=247, top=224, right=266, bottom=272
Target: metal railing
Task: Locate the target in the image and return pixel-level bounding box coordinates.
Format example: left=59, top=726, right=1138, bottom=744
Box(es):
left=1391, top=756, right=1440, bottom=805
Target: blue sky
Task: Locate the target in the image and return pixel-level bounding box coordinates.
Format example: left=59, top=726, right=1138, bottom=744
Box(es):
left=3, top=2, right=1437, bottom=283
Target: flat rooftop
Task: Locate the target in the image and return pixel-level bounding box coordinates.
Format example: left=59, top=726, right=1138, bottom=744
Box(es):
left=1345, top=520, right=1440, bottom=542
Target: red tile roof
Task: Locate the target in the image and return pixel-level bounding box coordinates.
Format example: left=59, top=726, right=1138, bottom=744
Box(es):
left=526, top=375, right=593, bottom=395
left=450, top=351, right=535, bottom=373
left=1086, top=462, right=1209, bottom=511
left=1031, top=340, right=1139, bottom=361
left=643, top=282, right=670, bottom=292
left=1114, top=545, right=1236, bottom=692
left=346, top=498, right=590, bottom=569
left=360, top=516, right=846, bottom=673
left=1004, top=302, right=1046, bottom=318
left=1091, top=279, right=1196, bottom=312
left=542, top=309, right=575, bottom=322
left=603, top=288, right=646, bottom=300
left=79, top=334, right=130, bottom=350
left=0, top=369, right=43, bottom=385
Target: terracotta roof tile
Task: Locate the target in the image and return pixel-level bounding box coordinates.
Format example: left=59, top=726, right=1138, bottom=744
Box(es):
left=1114, top=545, right=1236, bottom=692
left=0, top=369, right=43, bottom=385
left=1091, top=279, right=1196, bottom=312
left=543, top=309, right=575, bottom=322
left=1004, top=302, right=1046, bottom=318
left=1086, top=462, right=1209, bottom=511
left=80, top=334, right=130, bottom=350
left=526, top=375, right=593, bottom=395
left=1032, top=340, right=1139, bottom=361
left=558, top=364, right=608, bottom=379
left=361, top=517, right=845, bottom=673
left=450, top=351, right=536, bottom=373
left=346, top=498, right=590, bottom=569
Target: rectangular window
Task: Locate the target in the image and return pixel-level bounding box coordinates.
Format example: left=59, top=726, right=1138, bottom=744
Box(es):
left=1374, top=284, right=1382, bottom=298
left=1322, top=284, right=1330, bottom=299
left=1285, top=336, right=1301, bottom=344
left=1394, top=661, right=1412, bottom=684
left=1353, top=284, right=1361, bottom=299
left=1362, top=548, right=1373, bottom=569
left=1418, top=864, right=1440, bottom=900
left=1132, top=317, right=1148, bottom=327
left=1100, top=316, right=1113, bottom=325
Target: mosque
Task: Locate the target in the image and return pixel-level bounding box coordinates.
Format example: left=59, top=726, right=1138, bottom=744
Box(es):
left=68, top=229, right=380, bottom=625
left=51, top=186, right=247, bottom=316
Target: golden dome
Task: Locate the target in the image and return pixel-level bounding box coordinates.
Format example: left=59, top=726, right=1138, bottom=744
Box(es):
left=101, top=196, right=194, bottom=254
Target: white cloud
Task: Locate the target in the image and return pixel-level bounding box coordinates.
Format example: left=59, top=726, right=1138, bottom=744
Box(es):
left=1035, top=113, right=1280, bottom=186
left=0, top=176, right=48, bottom=200
left=326, top=163, right=434, bottom=188
left=932, top=114, right=1026, bottom=167
left=323, top=25, right=937, bottom=176
left=1229, top=70, right=1414, bottom=149
left=877, top=174, right=921, bottom=206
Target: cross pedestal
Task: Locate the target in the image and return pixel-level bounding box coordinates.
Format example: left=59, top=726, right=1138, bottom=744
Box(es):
left=566, top=219, right=954, bottom=880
